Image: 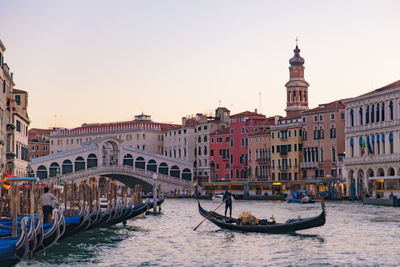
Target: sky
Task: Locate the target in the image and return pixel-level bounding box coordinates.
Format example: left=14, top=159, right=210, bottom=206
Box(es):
left=1, top=0, right=399, bottom=128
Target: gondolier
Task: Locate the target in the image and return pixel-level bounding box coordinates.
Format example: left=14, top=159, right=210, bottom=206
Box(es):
left=223, top=189, right=232, bottom=218
left=39, top=187, right=58, bottom=224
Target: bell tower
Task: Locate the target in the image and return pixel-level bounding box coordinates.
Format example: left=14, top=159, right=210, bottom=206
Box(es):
left=285, top=41, right=309, bottom=118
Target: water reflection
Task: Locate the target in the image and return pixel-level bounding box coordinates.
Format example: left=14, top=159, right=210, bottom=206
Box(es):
left=17, top=199, right=400, bottom=266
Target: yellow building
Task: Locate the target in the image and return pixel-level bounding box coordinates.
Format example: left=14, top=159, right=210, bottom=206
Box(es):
left=270, top=119, right=303, bottom=181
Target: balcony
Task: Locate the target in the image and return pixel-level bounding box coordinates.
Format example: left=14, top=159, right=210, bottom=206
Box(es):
left=222, top=155, right=230, bottom=161
left=344, top=154, right=400, bottom=166
left=278, top=166, right=290, bottom=172
left=6, top=152, right=15, bottom=160
left=300, top=162, right=319, bottom=168
left=256, top=158, right=269, bottom=165
left=345, top=120, right=400, bottom=134
left=6, top=123, right=15, bottom=132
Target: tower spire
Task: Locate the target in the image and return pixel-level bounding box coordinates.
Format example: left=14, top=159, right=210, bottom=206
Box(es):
left=284, top=43, right=309, bottom=118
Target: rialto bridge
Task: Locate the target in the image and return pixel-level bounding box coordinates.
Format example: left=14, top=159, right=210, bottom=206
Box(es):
left=31, top=137, right=194, bottom=193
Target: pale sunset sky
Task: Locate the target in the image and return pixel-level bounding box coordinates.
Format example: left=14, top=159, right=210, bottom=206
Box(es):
left=1, top=1, right=399, bottom=128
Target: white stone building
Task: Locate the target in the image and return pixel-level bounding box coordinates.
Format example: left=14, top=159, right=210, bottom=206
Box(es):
left=343, top=80, right=400, bottom=198
left=50, top=115, right=177, bottom=156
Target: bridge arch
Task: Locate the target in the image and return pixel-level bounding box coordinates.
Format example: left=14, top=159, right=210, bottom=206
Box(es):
left=49, top=162, right=60, bottom=177
left=170, top=165, right=180, bottom=178
left=75, top=156, right=85, bottom=171
left=147, top=159, right=157, bottom=172
left=37, top=165, right=48, bottom=179
left=87, top=154, right=98, bottom=169
left=182, top=168, right=192, bottom=180
left=62, top=159, right=73, bottom=174
left=135, top=156, right=145, bottom=169
left=102, top=140, right=119, bottom=166
left=159, top=162, right=168, bottom=175
left=123, top=154, right=134, bottom=166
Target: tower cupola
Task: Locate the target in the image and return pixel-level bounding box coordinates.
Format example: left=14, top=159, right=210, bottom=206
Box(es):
left=284, top=42, right=309, bottom=118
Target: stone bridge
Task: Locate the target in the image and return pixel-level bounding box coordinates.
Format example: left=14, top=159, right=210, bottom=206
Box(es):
left=31, top=137, right=194, bottom=193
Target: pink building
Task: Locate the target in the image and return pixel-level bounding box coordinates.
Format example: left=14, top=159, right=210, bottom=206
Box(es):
left=228, top=111, right=266, bottom=179
left=300, top=100, right=346, bottom=179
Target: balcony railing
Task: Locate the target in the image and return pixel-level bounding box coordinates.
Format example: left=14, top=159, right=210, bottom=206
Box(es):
left=6, top=123, right=15, bottom=132
left=256, top=158, right=269, bottom=165
left=300, top=162, right=319, bottom=168
left=344, top=154, right=400, bottom=165
left=345, top=120, right=400, bottom=134
left=6, top=152, right=15, bottom=159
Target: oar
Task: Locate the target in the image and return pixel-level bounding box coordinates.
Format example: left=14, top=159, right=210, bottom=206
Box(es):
left=193, top=200, right=225, bottom=231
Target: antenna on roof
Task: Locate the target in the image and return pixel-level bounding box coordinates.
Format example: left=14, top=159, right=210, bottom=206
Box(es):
left=258, top=92, right=262, bottom=114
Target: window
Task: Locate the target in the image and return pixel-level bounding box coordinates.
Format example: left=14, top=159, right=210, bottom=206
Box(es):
left=211, top=149, right=214, bottom=156
left=319, top=115, right=323, bottom=121
left=314, top=115, right=318, bottom=122
left=350, top=109, right=354, bottom=126
left=16, top=120, right=21, bottom=132
left=15, top=95, right=21, bottom=105
left=230, top=129, right=234, bottom=134
left=330, top=113, right=335, bottom=120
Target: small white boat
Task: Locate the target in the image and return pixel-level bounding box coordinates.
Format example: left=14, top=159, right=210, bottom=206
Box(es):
left=212, top=193, right=224, bottom=202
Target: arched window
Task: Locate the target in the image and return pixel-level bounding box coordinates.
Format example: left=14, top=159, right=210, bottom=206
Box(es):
left=204, top=135, right=207, bottom=142
left=389, top=133, right=394, bottom=154
left=350, top=109, right=354, bottom=126
left=376, top=103, right=380, bottom=122
left=204, top=146, right=207, bottom=155
left=350, top=138, right=354, bottom=157
left=198, top=136, right=201, bottom=143
left=366, top=106, right=369, bottom=124
left=381, top=103, right=385, bottom=121
left=389, top=101, right=393, bottom=120
left=371, top=104, right=374, bottom=123
left=359, top=107, right=363, bottom=125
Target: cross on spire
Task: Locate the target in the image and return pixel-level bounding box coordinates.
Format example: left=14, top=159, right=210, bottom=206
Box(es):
left=295, top=37, right=298, bottom=46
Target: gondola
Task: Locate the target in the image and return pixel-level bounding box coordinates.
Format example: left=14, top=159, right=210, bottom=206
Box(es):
left=0, top=217, right=29, bottom=266
left=197, top=200, right=326, bottom=234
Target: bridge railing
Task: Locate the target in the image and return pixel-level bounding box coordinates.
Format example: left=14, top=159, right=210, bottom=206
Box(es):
left=41, top=164, right=193, bottom=187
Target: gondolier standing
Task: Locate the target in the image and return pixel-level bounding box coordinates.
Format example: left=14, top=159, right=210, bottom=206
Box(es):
left=39, top=187, right=58, bottom=224
left=223, top=189, right=232, bottom=218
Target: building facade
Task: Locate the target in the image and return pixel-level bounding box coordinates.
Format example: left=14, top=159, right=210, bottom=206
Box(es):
left=270, top=118, right=303, bottom=181
left=11, top=89, right=30, bottom=177
left=28, top=128, right=52, bottom=159
left=301, top=100, right=346, bottom=180
left=0, top=39, right=30, bottom=177
left=227, top=111, right=266, bottom=179
left=247, top=128, right=271, bottom=180
left=193, top=107, right=230, bottom=183
left=343, top=80, right=400, bottom=198
left=50, top=115, right=176, bottom=155
left=210, top=128, right=230, bottom=180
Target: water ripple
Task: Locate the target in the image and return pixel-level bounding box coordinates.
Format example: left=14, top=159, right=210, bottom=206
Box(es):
left=17, top=199, right=400, bottom=266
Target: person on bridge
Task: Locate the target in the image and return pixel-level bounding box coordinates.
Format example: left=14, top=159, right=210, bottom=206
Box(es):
left=39, top=187, right=58, bottom=224
left=223, top=189, right=232, bottom=218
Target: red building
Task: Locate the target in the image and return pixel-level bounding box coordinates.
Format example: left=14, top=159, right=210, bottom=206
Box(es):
left=210, top=111, right=266, bottom=180
left=210, top=129, right=230, bottom=180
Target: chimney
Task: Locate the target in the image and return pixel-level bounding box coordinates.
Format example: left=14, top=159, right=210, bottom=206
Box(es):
left=254, top=108, right=258, bottom=114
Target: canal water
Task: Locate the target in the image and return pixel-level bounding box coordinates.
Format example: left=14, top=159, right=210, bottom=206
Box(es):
left=18, top=199, right=400, bottom=266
